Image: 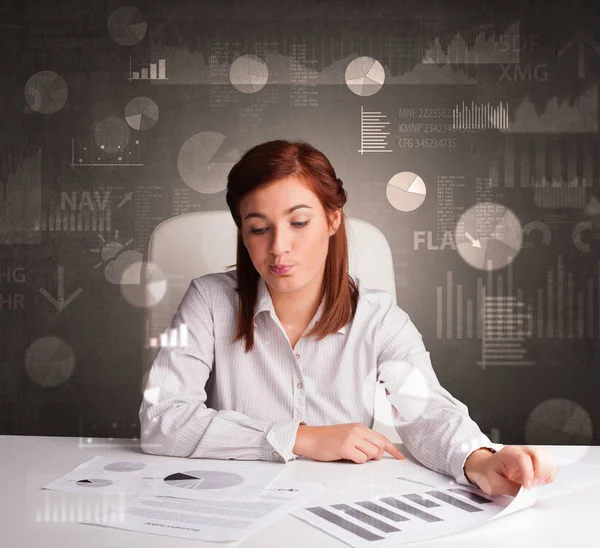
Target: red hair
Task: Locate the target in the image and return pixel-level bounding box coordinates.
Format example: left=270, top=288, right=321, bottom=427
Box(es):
left=225, top=139, right=358, bottom=352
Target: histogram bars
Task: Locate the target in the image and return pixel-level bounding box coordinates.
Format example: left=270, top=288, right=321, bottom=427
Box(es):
left=129, top=55, right=168, bottom=81
left=540, top=255, right=598, bottom=339
left=34, top=208, right=111, bottom=232
left=358, top=106, right=392, bottom=154
left=436, top=255, right=600, bottom=343
left=489, top=135, right=595, bottom=190
left=149, top=323, right=189, bottom=348
left=452, top=101, right=509, bottom=130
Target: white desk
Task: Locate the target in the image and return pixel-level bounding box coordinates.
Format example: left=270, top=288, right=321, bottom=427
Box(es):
left=2, top=436, right=599, bottom=547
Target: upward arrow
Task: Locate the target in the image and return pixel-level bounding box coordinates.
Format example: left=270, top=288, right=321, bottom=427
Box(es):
left=557, top=31, right=600, bottom=79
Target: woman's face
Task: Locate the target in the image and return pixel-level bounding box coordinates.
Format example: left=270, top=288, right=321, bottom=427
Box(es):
left=239, top=176, right=341, bottom=294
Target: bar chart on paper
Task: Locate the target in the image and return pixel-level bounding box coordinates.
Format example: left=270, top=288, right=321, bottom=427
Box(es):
left=291, top=485, right=535, bottom=547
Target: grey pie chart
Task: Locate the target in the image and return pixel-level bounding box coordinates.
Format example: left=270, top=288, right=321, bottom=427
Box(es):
left=107, top=6, right=147, bottom=46
left=125, top=97, right=159, bottom=131
left=24, top=71, right=68, bottom=114
left=164, top=470, right=245, bottom=490
left=104, top=461, right=147, bottom=472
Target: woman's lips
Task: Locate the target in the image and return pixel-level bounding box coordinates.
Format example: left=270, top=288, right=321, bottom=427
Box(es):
left=270, top=265, right=294, bottom=275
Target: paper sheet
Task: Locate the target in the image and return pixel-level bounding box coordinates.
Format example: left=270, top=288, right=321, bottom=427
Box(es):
left=81, top=482, right=326, bottom=542
left=43, top=456, right=284, bottom=502
left=290, top=483, right=537, bottom=547
left=535, top=461, right=600, bottom=501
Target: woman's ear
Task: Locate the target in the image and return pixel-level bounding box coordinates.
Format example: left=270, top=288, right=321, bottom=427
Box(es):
left=329, top=208, right=342, bottom=233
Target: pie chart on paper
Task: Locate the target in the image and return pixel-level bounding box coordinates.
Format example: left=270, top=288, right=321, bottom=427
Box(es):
left=229, top=55, right=269, bottom=93
left=104, top=461, right=147, bottom=472
left=125, top=97, right=159, bottom=131
left=164, top=470, right=245, bottom=490
left=386, top=172, right=427, bottom=212
left=345, top=56, right=385, bottom=96
left=76, top=478, right=113, bottom=488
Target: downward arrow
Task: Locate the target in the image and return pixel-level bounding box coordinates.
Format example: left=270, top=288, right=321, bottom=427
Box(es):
left=464, top=232, right=482, bottom=248
left=39, top=265, right=83, bottom=312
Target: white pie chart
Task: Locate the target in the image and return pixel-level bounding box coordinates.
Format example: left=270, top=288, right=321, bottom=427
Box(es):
left=345, top=56, right=385, bottom=96
left=386, top=172, right=427, bottom=212
left=455, top=202, right=523, bottom=271
left=229, top=55, right=269, bottom=93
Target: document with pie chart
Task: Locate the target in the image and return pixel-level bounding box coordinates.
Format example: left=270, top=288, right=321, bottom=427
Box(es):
left=43, top=455, right=284, bottom=502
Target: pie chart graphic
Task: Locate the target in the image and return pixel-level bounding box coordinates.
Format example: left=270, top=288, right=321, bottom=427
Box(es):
left=345, top=56, right=385, bottom=96
left=121, top=260, right=167, bottom=308
left=386, top=172, right=427, bottom=212
left=24, top=71, right=68, bottom=114
left=229, top=55, right=269, bottom=93
left=455, top=202, right=522, bottom=271
left=164, top=470, right=245, bottom=490
left=125, top=97, right=159, bottom=131
left=178, top=131, right=239, bottom=194
left=24, top=336, right=75, bottom=388
left=525, top=398, right=593, bottom=445
left=104, top=461, right=147, bottom=472
left=107, top=6, right=147, bottom=46
left=76, top=479, right=113, bottom=488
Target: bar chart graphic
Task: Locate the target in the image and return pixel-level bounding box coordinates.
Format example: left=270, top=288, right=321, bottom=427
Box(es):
left=129, top=55, right=167, bottom=81
left=436, top=255, right=600, bottom=341
left=487, top=134, right=597, bottom=191
left=34, top=208, right=111, bottom=232
left=292, top=484, right=528, bottom=547
left=148, top=323, right=189, bottom=349
left=453, top=101, right=509, bottom=130
left=358, top=106, right=392, bottom=154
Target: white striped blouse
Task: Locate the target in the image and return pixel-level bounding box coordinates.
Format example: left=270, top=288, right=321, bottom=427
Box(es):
left=139, top=269, right=503, bottom=486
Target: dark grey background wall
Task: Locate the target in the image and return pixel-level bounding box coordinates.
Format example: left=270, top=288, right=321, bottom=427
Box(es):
left=1, top=0, right=599, bottom=447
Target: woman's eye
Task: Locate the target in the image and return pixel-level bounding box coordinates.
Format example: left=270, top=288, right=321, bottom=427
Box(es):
left=250, top=221, right=309, bottom=235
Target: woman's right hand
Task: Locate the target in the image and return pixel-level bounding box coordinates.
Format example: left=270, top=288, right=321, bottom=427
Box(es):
left=292, top=423, right=405, bottom=463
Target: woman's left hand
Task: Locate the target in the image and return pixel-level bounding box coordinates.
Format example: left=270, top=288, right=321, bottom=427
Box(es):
left=464, top=446, right=559, bottom=497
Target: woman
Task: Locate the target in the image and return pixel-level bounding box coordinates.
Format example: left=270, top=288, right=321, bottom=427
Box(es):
left=139, top=139, right=557, bottom=496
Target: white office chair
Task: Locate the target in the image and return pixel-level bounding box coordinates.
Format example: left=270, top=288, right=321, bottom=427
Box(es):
left=142, top=210, right=402, bottom=443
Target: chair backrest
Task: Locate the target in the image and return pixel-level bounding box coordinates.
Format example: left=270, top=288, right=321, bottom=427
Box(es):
left=143, top=210, right=401, bottom=442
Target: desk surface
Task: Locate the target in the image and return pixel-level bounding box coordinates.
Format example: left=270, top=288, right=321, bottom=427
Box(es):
left=2, top=436, right=599, bottom=548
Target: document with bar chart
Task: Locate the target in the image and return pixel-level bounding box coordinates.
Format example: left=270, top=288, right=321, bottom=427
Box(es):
left=291, top=483, right=537, bottom=547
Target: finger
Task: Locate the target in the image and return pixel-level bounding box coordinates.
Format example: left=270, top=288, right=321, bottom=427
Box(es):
left=353, top=438, right=381, bottom=461
left=362, top=430, right=404, bottom=460
left=520, top=447, right=555, bottom=486
left=385, top=440, right=405, bottom=459
left=514, top=450, right=535, bottom=488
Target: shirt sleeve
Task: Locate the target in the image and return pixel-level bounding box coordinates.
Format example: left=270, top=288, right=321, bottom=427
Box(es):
left=138, top=278, right=305, bottom=463
left=375, top=297, right=504, bottom=486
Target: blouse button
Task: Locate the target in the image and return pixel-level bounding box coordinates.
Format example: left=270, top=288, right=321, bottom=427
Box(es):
left=272, top=452, right=280, bottom=458
left=297, top=382, right=304, bottom=389
left=295, top=353, right=300, bottom=359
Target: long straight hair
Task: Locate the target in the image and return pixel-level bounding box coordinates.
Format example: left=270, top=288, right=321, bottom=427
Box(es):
left=225, top=139, right=358, bottom=353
